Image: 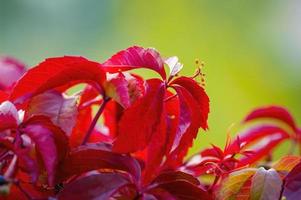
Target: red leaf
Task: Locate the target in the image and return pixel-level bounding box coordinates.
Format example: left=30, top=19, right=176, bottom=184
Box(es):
left=103, top=101, right=124, bottom=138
left=104, top=72, right=131, bottom=108
left=0, top=137, right=39, bottom=183
left=152, top=171, right=200, bottom=186
left=57, top=173, right=130, bottom=200
left=164, top=86, right=203, bottom=168
left=69, top=105, right=93, bottom=148
left=104, top=72, right=145, bottom=108
left=0, top=90, right=9, bottom=103
left=69, top=86, right=102, bottom=147
left=0, top=56, right=26, bottom=91
left=170, top=86, right=192, bottom=151
left=149, top=180, right=212, bottom=200
left=244, top=106, right=298, bottom=132
left=231, top=125, right=290, bottom=167
left=138, top=108, right=168, bottom=184
left=283, top=161, right=301, bottom=200
left=20, top=116, right=69, bottom=186
left=10, top=56, right=105, bottom=102
left=59, top=143, right=141, bottom=182
left=113, top=79, right=165, bottom=153
left=0, top=101, right=19, bottom=131
left=26, top=91, right=78, bottom=135
left=170, top=76, right=210, bottom=130
left=103, top=46, right=166, bottom=79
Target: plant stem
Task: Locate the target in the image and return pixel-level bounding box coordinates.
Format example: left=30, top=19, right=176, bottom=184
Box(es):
left=208, top=175, right=219, bottom=193
left=81, top=97, right=110, bottom=145
left=278, top=179, right=285, bottom=200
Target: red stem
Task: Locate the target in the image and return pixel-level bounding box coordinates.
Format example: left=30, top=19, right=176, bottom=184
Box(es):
left=208, top=175, right=220, bottom=193
left=81, top=97, right=110, bottom=145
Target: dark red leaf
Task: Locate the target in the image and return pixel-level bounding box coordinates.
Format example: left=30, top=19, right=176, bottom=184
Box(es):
left=244, top=106, right=298, bottom=132
left=57, top=173, right=130, bottom=200
left=0, top=137, right=39, bottom=183
left=149, top=180, right=212, bottom=200
left=103, top=46, right=166, bottom=79
left=113, top=79, right=165, bottom=153
left=152, top=171, right=200, bottom=186
left=10, top=56, right=105, bottom=102
left=59, top=143, right=141, bottom=182
left=20, top=116, right=69, bottom=186
left=283, top=161, right=301, bottom=200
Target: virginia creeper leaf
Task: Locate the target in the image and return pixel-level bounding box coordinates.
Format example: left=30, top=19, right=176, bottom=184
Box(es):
left=170, top=76, right=209, bottom=130
left=230, top=125, right=290, bottom=167
left=113, top=79, right=165, bottom=153
left=57, top=173, right=130, bottom=200
left=244, top=106, right=298, bottom=132
left=19, top=116, right=69, bottom=186
left=151, top=180, right=212, bottom=200
left=139, top=108, right=168, bottom=184
left=104, top=72, right=131, bottom=108
left=170, top=85, right=192, bottom=151
left=164, top=86, right=202, bottom=168
left=10, top=56, right=105, bottom=102
left=103, top=46, right=166, bottom=79
left=26, top=91, right=78, bottom=135
left=59, top=143, right=141, bottom=182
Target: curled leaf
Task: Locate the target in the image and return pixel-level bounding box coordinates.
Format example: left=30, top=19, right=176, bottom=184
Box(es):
left=103, top=46, right=166, bottom=79
left=250, top=167, right=282, bottom=200
left=165, top=56, right=183, bottom=77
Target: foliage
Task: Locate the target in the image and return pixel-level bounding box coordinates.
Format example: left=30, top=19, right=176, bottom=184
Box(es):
left=0, top=46, right=300, bottom=200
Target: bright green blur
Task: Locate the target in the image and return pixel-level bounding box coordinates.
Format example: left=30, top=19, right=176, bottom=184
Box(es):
left=1, top=0, right=300, bottom=155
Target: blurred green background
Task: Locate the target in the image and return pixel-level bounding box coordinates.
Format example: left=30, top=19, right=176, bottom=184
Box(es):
left=1, top=0, right=300, bottom=153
